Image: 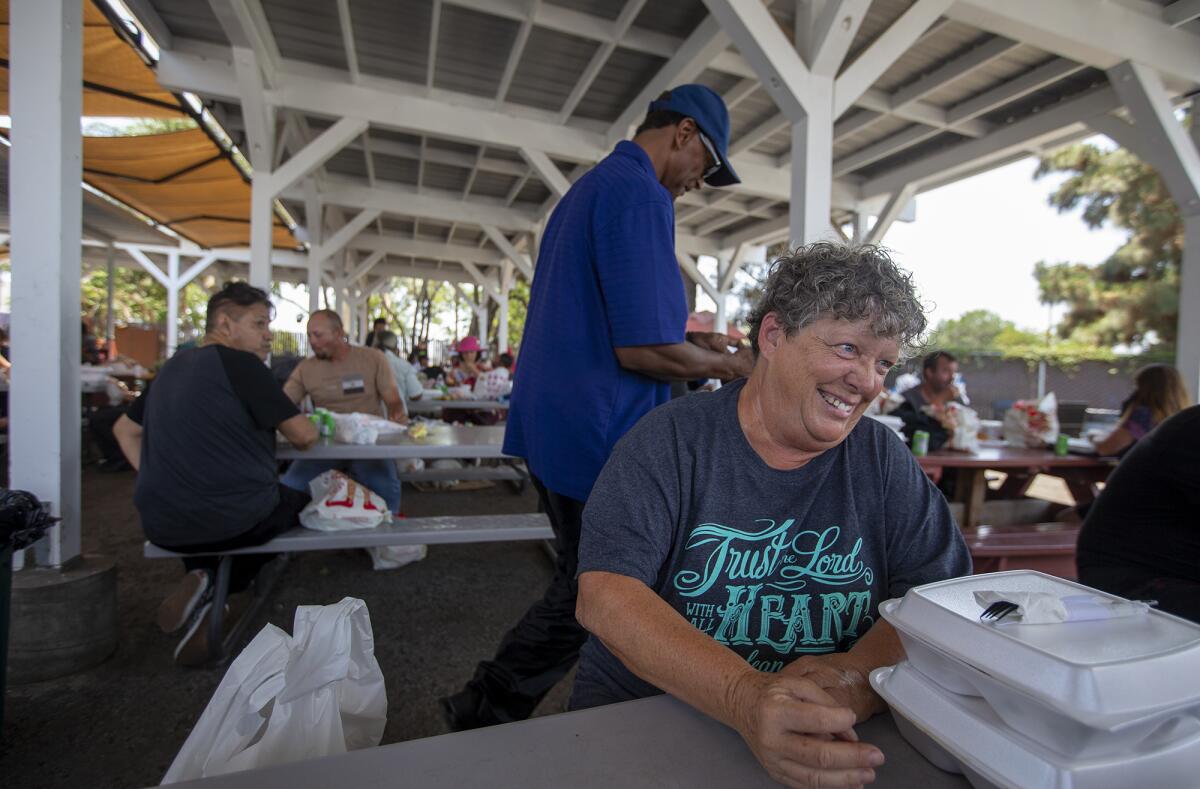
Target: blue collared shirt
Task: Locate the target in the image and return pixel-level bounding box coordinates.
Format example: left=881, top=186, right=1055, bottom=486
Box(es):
left=503, top=141, right=688, bottom=501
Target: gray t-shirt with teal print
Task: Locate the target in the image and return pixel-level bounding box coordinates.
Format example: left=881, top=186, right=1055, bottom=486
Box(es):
left=571, top=378, right=971, bottom=708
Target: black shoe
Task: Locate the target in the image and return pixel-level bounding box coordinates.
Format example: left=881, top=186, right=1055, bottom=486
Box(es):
left=439, top=685, right=498, bottom=732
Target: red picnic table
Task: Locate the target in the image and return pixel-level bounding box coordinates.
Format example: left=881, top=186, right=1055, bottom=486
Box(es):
left=917, top=441, right=1116, bottom=529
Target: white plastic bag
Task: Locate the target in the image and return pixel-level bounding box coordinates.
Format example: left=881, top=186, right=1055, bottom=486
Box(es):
left=366, top=544, right=427, bottom=570
left=1003, top=392, right=1060, bottom=448
left=162, top=598, right=386, bottom=783
left=299, top=470, right=393, bottom=531
left=332, top=412, right=405, bottom=445
left=945, top=403, right=982, bottom=452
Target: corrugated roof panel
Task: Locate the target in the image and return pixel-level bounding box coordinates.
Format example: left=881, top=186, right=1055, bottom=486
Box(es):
left=842, top=0, right=913, bottom=67
left=433, top=5, right=521, bottom=99
left=381, top=216, right=414, bottom=235
left=833, top=112, right=918, bottom=159
left=505, top=26, right=600, bottom=111
left=372, top=152, right=420, bottom=185
left=325, top=147, right=368, bottom=178
left=868, top=23, right=983, bottom=94
left=483, top=146, right=523, bottom=163
left=515, top=180, right=552, bottom=205
left=427, top=138, right=479, bottom=156
left=755, top=127, right=791, bottom=158
left=979, top=69, right=1107, bottom=126
left=728, top=89, right=781, bottom=141
left=544, top=0, right=626, bottom=21
left=631, top=0, right=706, bottom=38
left=261, top=0, right=349, bottom=72
left=449, top=226, right=483, bottom=245
left=695, top=69, right=741, bottom=96
left=468, top=171, right=517, bottom=200
left=368, top=126, right=424, bottom=148
left=422, top=161, right=470, bottom=191
left=921, top=45, right=1063, bottom=109
left=573, top=47, right=665, bottom=122
left=352, top=0, right=432, bottom=84
left=150, top=0, right=228, bottom=45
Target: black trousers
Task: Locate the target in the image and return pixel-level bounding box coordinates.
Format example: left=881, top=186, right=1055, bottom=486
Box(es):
left=467, top=474, right=590, bottom=723
left=152, top=485, right=310, bottom=593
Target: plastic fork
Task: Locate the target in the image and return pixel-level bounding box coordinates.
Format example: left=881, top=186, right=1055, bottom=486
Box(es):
left=979, top=600, right=1019, bottom=622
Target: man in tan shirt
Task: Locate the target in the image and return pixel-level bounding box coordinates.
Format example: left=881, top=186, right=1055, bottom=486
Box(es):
left=281, top=310, right=407, bottom=512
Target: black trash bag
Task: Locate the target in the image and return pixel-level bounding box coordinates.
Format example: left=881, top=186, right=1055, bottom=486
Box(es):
left=0, top=489, right=59, bottom=551
left=892, top=401, right=950, bottom=452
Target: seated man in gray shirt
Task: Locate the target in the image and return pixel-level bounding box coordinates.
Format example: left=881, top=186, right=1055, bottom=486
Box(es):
left=573, top=244, right=970, bottom=788
left=114, top=283, right=317, bottom=666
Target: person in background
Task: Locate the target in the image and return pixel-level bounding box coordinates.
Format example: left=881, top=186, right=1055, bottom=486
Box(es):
left=1077, top=404, right=1200, bottom=623
left=0, top=325, right=11, bottom=370
left=573, top=244, right=970, bottom=787
left=900, top=351, right=963, bottom=411
left=374, top=330, right=423, bottom=402
left=1092, top=363, right=1191, bottom=457
left=281, top=310, right=407, bottom=513
left=364, top=317, right=387, bottom=350
left=419, top=353, right=444, bottom=383
left=441, top=83, right=754, bottom=732
left=112, top=282, right=318, bottom=665
left=82, top=319, right=103, bottom=365
left=449, top=336, right=484, bottom=387
left=472, top=352, right=512, bottom=401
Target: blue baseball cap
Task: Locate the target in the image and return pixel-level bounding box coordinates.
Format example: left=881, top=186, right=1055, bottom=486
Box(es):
left=648, top=84, right=740, bottom=187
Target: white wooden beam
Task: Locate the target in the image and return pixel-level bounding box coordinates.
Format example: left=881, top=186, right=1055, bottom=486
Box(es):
left=607, top=14, right=731, bottom=144
left=262, top=116, right=369, bottom=198
left=481, top=225, right=535, bottom=281
left=801, top=0, right=871, bottom=77
left=945, top=58, right=1085, bottom=127
left=833, top=0, right=955, bottom=118
left=347, top=250, right=386, bottom=283
left=860, top=86, right=1122, bottom=199
left=125, top=247, right=173, bottom=290
left=461, top=260, right=503, bottom=304
left=702, top=0, right=810, bottom=123
left=1107, top=61, right=1200, bottom=216
left=178, top=252, right=219, bottom=288
left=122, top=0, right=173, bottom=49
left=947, top=0, right=1200, bottom=90
left=336, top=0, right=360, bottom=83
left=312, top=208, right=382, bottom=262
left=864, top=184, right=916, bottom=244
left=519, top=148, right=571, bottom=198
left=495, top=2, right=537, bottom=104
left=1164, top=0, right=1200, bottom=25
left=890, top=35, right=1019, bottom=111
left=293, top=179, right=538, bottom=232
left=558, top=0, right=648, bottom=122
left=676, top=251, right=720, bottom=303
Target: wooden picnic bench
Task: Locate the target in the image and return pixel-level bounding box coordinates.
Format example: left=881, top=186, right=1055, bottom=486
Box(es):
left=143, top=512, right=553, bottom=665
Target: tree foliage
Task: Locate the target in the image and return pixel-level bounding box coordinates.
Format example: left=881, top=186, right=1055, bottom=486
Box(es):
left=1033, top=139, right=1183, bottom=350
left=926, top=309, right=1041, bottom=353
left=80, top=267, right=208, bottom=335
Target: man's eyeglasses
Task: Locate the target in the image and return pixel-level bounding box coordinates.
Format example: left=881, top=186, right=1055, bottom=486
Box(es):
left=697, top=129, right=722, bottom=181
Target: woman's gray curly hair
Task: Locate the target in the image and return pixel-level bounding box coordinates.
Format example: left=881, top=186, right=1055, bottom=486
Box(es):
left=746, top=242, right=927, bottom=355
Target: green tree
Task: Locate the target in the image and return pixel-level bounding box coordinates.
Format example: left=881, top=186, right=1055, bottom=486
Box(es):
left=927, top=309, right=1042, bottom=353
left=80, top=267, right=208, bottom=337
left=1033, top=137, right=1183, bottom=350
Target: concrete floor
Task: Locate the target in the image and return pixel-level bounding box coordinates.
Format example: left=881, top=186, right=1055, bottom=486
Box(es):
left=1, top=468, right=569, bottom=788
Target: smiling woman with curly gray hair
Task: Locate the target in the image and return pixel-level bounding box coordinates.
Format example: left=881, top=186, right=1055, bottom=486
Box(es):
left=747, top=242, right=927, bottom=356
left=572, top=241, right=969, bottom=789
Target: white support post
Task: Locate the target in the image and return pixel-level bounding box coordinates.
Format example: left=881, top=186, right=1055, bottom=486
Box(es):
left=304, top=180, right=323, bottom=312
left=497, top=262, right=512, bottom=354
left=166, top=252, right=181, bottom=358
left=519, top=148, right=571, bottom=198
left=852, top=211, right=869, bottom=243
left=675, top=251, right=721, bottom=304
left=249, top=178, right=274, bottom=289
left=790, top=87, right=835, bottom=245
left=10, top=0, right=82, bottom=567
left=104, top=242, right=116, bottom=353
left=1106, top=63, right=1200, bottom=399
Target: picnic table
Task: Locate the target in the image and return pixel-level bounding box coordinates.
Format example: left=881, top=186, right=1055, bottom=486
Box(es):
left=167, top=693, right=968, bottom=788
left=917, top=441, right=1115, bottom=529
left=278, top=423, right=527, bottom=492
left=405, top=398, right=510, bottom=416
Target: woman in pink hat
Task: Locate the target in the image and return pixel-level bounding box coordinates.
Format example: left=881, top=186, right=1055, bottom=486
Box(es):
left=450, top=335, right=484, bottom=387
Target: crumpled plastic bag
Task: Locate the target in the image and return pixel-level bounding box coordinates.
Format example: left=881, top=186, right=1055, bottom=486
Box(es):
left=1003, top=392, right=1060, bottom=448
left=366, top=544, right=427, bottom=571
left=161, top=598, right=387, bottom=783
left=974, top=591, right=1151, bottom=625
left=944, top=402, right=982, bottom=452
left=299, top=471, right=393, bottom=531
left=332, top=412, right=405, bottom=445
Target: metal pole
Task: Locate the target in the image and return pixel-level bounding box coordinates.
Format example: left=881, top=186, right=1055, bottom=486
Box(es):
left=165, top=252, right=180, bottom=358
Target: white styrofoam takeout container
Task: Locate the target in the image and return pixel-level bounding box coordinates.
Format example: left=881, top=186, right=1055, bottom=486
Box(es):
left=871, top=662, right=1200, bottom=789
left=879, top=571, right=1200, bottom=732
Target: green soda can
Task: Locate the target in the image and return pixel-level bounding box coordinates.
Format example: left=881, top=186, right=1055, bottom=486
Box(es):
left=1055, top=434, right=1070, bottom=456
left=912, top=430, right=930, bottom=457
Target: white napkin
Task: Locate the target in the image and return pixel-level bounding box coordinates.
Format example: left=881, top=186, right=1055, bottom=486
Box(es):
left=974, top=591, right=1151, bottom=624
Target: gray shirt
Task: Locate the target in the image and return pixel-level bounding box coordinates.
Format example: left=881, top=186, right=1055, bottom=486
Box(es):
left=573, top=379, right=970, bottom=708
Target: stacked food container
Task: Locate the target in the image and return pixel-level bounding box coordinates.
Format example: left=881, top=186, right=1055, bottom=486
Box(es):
left=871, top=570, right=1200, bottom=788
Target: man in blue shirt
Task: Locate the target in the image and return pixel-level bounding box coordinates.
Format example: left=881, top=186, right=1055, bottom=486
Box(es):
left=442, top=84, right=754, bottom=730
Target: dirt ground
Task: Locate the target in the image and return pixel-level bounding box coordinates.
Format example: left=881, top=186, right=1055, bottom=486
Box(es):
left=1, top=469, right=567, bottom=788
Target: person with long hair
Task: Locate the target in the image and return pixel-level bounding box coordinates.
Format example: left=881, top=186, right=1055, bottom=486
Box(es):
left=1093, top=364, right=1191, bottom=457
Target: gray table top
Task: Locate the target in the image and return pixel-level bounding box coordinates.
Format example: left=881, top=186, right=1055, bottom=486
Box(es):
left=406, top=397, right=510, bottom=412
left=168, top=694, right=967, bottom=788
left=277, top=423, right=509, bottom=460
